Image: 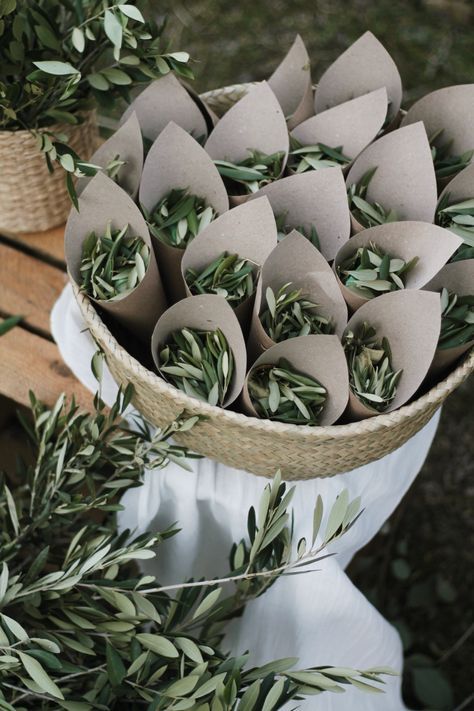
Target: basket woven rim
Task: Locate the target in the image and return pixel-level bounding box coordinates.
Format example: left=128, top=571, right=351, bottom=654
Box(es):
left=74, top=284, right=474, bottom=439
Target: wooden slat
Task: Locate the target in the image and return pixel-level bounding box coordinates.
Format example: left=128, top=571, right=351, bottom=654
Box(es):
left=0, top=323, right=92, bottom=411
left=1, top=224, right=65, bottom=265
left=0, top=242, right=67, bottom=335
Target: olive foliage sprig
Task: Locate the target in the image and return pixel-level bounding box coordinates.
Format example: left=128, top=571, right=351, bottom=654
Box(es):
left=248, top=358, right=328, bottom=425
left=436, top=192, right=474, bottom=262
left=146, top=188, right=216, bottom=249
left=214, top=149, right=285, bottom=194
left=80, top=222, right=150, bottom=301
left=275, top=212, right=321, bottom=249
left=347, top=167, right=397, bottom=228
left=261, top=283, right=334, bottom=341
left=185, top=251, right=258, bottom=306
left=158, top=327, right=234, bottom=406
left=430, top=128, right=474, bottom=180
left=338, top=242, right=419, bottom=299
left=439, top=287, right=474, bottom=350
left=288, top=137, right=351, bottom=173
left=344, top=322, right=402, bottom=411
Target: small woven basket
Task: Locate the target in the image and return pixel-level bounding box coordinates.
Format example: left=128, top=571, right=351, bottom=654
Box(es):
left=71, top=84, right=474, bottom=480
left=0, top=111, right=99, bottom=234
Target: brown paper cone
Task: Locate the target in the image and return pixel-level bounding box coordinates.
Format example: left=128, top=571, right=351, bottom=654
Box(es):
left=248, top=230, right=348, bottom=359
left=314, top=31, right=403, bottom=123
left=151, top=294, right=247, bottom=407
left=424, top=259, right=474, bottom=374
left=181, top=196, right=278, bottom=333
left=120, top=73, right=208, bottom=142
left=334, top=220, right=463, bottom=311
left=268, top=34, right=314, bottom=130
left=346, top=122, right=438, bottom=224
left=248, top=168, right=351, bottom=261
left=241, top=335, right=349, bottom=426
left=76, top=112, right=143, bottom=200
left=139, top=121, right=229, bottom=303
left=343, top=290, right=441, bottom=420
left=291, top=88, right=388, bottom=161
left=438, top=161, right=474, bottom=204
left=65, top=173, right=167, bottom=342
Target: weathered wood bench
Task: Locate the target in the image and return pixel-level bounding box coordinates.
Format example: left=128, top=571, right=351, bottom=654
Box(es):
left=0, top=226, right=92, bottom=410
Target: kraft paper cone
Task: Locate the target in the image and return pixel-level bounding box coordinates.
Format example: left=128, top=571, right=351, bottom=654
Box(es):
left=151, top=294, right=247, bottom=408
left=76, top=112, right=143, bottom=199
left=291, top=88, right=388, bottom=162
left=334, top=221, right=463, bottom=311
left=248, top=169, right=351, bottom=261
left=344, top=290, right=441, bottom=420
left=120, top=73, right=208, bottom=142
left=438, top=160, right=474, bottom=204
left=241, top=335, right=349, bottom=426
left=204, top=81, right=289, bottom=169
left=346, top=122, right=438, bottom=226
left=139, top=122, right=229, bottom=303
left=424, top=259, right=474, bottom=374
left=181, top=197, right=278, bottom=332
left=248, top=230, right=348, bottom=359
left=314, top=31, right=403, bottom=122
left=65, top=173, right=167, bottom=342
left=268, top=34, right=314, bottom=130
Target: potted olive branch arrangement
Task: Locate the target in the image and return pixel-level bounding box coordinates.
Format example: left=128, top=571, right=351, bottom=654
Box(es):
left=0, top=0, right=191, bottom=232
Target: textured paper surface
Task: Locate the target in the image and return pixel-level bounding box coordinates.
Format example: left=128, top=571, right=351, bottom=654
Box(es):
left=268, top=34, right=314, bottom=129
left=292, top=88, right=388, bottom=160
left=314, top=31, right=402, bottom=121
left=241, top=334, right=349, bottom=426
left=424, top=259, right=474, bottom=373
left=204, top=81, right=289, bottom=165
left=76, top=112, right=143, bottom=199
left=248, top=169, right=351, bottom=261
left=334, top=220, right=462, bottom=311
left=151, top=294, right=247, bottom=407
left=120, top=73, right=208, bottom=142
left=346, top=122, right=438, bottom=224
left=344, top=290, right=441, bottom=419
left=248, top=230, right=348, bottom=358
left=65, top=173, right=167, bottom=341
left=438, top=160, right=474, bottom=204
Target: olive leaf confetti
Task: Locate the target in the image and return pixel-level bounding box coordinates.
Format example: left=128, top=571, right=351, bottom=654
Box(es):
left=344, top=322, right=402, bottom=412
left=439, top=287, right=474, bottom=350
left=214, top=149, right=286, bottom=194
left=347, top=167, right=397, bottom=228
left=186, top=252, right=258, bottom=306
left=261, top=283, right=334, bottom=341
left=80, top=222, right=150, bottom=301
left=436, top=193, right=474, bottom=262
left=158, top=327, right=234, bottom=406
left=104, top=153, right=127, bottom=182
left=338, top=242, right=418, bottom=298
left=430, top=128, right=474, bottom=180
left=146, top=188, right=216, bottom=249
left=288, top=137, right=351, bottom=173
left=275, top=212, right=321, bottom=249
left=248, top=358, right=328, bottom=425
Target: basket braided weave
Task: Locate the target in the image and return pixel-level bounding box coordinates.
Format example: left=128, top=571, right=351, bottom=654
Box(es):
left=0, top=112, right=99, bottom=234
left=71, top=84, right=473, bottom=479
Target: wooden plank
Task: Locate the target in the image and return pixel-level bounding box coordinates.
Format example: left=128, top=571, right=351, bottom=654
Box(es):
left=1, top=224, right=65, bottom=266
left=0, top=242, right=67, bottom=335
left=0, top=323, right=92, bottom=411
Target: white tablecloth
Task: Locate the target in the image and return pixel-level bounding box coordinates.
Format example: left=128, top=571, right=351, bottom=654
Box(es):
left=51, top=284, right=441, bottom=710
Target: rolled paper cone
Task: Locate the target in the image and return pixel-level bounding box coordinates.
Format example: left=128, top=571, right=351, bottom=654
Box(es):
left=268, top=34, right=314, bottom=130
left=401, top=84, right=474, bottom=188
left=151, top=294, right=247, bottom=408
left=346, top=122, right=438, bottom=225
left=241, top=334, right=349, bottom=426
left=438, top=160, right=474, bottom=204
left=204, top=81, right=289, bottom=200
left=350, top=213, right=365, bottom=235
left=65, top=173, right=167, bottom=342
left=248, top=169, right=351, bottom=261
left=291, top=88, right=388, bottom=163
left=181, top=197, right=278, bottom=335
left=248, top=230, right=348, bottom=360
left=424, top=259, right=474, bottom=375
left=343, top=290, right=441, bottom=421
left=180, top=80, right=219, bottom=131
left=334, top=221, right=463, bottom=312
left=120, top=73, right=208, bottom=143
left=314, top=31, right=403, bottom=122
left=139, top=122, right=229, bottom=303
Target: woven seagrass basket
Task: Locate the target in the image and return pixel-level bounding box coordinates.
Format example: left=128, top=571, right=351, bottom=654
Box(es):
left=72, top=84, right=474, bottom=480
left=0, top=111, right=99, bottom=234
